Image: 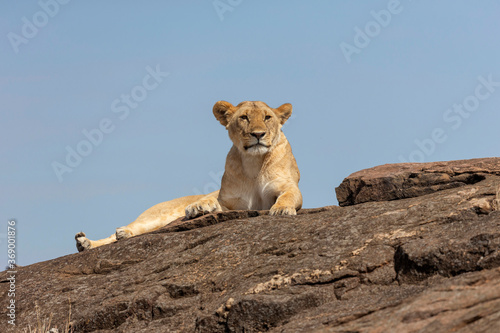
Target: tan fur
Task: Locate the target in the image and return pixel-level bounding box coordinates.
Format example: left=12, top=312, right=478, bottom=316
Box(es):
left=76, top=101, right=302, bottom=252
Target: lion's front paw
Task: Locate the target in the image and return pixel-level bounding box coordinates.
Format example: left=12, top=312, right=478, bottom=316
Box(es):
left=116, top=227, right=133, bottom=240
left=269, top=205, right=297, bottom=216
left=185, top=197, right=222, bottom=219
left=75, top=231, right=93, bottom=252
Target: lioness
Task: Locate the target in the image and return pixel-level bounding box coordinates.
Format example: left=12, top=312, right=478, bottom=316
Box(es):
left=75, top=101, right=302, bottom=252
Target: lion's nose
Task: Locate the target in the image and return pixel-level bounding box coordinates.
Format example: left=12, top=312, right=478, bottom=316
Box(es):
left=250, top=132, right=266, bottom=140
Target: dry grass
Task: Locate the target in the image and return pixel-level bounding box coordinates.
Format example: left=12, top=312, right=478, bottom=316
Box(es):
left=24, top=298, right=72, bottom=333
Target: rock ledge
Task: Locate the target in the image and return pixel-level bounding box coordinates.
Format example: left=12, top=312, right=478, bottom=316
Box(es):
left=335, top=157, right=500, bottom=206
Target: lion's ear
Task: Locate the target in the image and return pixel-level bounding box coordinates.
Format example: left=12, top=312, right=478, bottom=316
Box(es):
left=213, top=101, right=235, bottom=127
left=274, top=103, right=293, bottom=125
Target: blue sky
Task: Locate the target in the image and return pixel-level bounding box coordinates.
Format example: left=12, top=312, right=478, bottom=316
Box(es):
left=1, top=0, right=500, bottom=267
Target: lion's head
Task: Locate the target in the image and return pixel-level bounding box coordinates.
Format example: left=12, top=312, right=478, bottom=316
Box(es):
left=213, top=101, right=292, bottom=155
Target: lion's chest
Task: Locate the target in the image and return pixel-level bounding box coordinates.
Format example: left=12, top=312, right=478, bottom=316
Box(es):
left=241, top=182, right=276, bottom=210
left=220, top=148, right=286, bottom=211
left=221, top=178, right=277, bottom=211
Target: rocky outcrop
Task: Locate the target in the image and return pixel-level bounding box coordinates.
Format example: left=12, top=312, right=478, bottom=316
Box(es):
left=335, top=157, right=500, bottom=206
left=2, top=158, right=500, bottom=332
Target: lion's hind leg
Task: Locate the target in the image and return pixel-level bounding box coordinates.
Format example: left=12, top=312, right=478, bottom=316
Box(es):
left=115, top=226, right=133, bottom=240
left=75, top=231, right=117, bottom=252
left=75, top=192, right=220, bottom=252
left=75, top=232, right=91, bottom=252
left=113, top=193, right=212, bottom=239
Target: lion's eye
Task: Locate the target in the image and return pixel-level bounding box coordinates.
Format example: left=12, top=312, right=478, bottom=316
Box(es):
left=240, top=115, right=248, bottom=121
left=265, top=115, right=272, bottom=121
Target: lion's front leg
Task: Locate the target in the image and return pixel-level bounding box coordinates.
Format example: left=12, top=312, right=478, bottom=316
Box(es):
left=269, top=187, right=303, bottom=216
left=185, top=194, right=222, bottom=219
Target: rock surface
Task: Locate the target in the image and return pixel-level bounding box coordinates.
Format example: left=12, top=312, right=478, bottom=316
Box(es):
left=2, top=157, right=500, bottom=332
left=335, top=157, right=500, bottom=206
